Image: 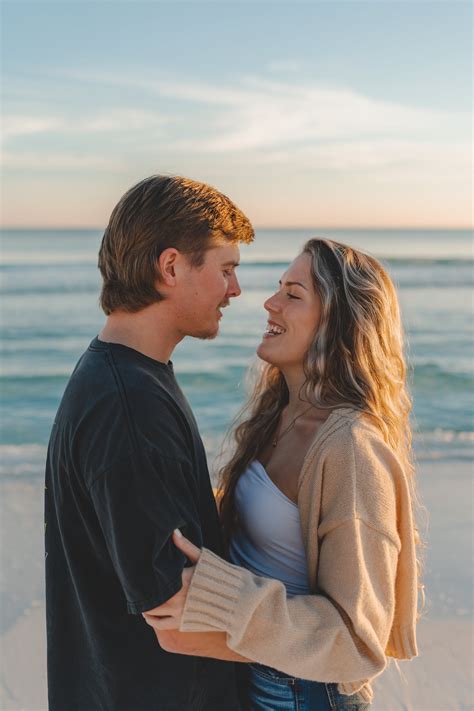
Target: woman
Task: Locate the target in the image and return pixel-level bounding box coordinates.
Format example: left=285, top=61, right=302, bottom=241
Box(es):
left=146, top=238, right=420, bottom=710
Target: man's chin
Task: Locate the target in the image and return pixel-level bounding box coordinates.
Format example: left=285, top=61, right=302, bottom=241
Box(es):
left=190, top=325, right=219, bottom=341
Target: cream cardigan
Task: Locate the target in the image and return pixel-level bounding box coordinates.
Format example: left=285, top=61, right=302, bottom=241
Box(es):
left=180, top=408, right=419, bottom=702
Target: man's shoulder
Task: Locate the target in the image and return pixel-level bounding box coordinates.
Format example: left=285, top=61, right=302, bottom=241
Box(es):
left=62, top=340, right=180, bottom=413
left=51, top=340, right=198, bottom=478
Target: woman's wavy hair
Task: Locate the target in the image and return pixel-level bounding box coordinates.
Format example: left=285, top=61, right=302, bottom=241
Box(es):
left=219, top=238, right=422, bottom=566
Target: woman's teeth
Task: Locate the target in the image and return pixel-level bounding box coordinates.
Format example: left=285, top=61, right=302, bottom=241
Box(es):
left=264, top=324, right=286, bottom=336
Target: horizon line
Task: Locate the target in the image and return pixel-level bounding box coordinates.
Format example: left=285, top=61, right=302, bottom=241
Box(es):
left=1, top=225, right=472, bottom=232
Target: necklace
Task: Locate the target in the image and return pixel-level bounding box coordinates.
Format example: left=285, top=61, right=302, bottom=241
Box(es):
left=272, top=405, right=315, bottom=448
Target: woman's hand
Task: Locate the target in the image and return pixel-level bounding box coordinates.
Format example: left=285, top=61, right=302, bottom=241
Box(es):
left=143, top=531, right=250, bottom=662
left=172, top=528, right=202, bottom=563
left=142, top=529, right=202, bottom=631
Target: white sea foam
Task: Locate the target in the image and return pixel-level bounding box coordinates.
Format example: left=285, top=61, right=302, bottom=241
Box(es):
left=0, top=445, right=47, bottom=478
left=1, top=252, right=97, bottom=265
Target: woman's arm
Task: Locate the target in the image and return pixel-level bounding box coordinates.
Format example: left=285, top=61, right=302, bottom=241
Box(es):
left=148, top=429, right=417, bottom=686
left=146, top=627, right=250, bottom=662
left=179, top=521, right=400, bottom=684
left=146, top=521, right=399, bottom=684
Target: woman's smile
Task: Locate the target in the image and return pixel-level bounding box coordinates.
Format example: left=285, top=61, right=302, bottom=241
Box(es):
left=263, top=320, right=287, bottom=338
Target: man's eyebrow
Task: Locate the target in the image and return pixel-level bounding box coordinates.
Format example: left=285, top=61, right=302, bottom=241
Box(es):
left=222, top=260, right=240, bottom=267
left=278, top=279, right=308, bottom=291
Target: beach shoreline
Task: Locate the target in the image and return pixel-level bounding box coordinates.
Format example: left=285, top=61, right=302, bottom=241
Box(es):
left=2, top=606, right=472, bottom=711
left=1, top=459, right=472, bottom=710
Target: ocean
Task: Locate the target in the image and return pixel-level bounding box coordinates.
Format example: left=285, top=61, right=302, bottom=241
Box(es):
left=1, top=228, right=472, bottom=479
left=1, top=229, right=473, bottom=708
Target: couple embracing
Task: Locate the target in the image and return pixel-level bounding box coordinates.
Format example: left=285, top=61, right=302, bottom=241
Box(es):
left=45, top=175, right=419, bottom=711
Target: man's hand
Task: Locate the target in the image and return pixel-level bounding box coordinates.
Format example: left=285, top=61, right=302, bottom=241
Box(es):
left=142, top=529, right=202, bottom=631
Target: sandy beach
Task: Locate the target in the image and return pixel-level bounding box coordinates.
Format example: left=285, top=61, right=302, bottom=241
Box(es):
left=1, top=459, right=472, bottom=710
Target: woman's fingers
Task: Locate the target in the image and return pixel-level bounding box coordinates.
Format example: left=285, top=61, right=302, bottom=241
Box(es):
left=173, top=529, right=201, bottom=563
left=141, top=565, right=194, bottom=634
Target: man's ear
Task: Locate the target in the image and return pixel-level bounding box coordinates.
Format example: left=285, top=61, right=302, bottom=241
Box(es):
left=158, top=248, right=181, bottom=287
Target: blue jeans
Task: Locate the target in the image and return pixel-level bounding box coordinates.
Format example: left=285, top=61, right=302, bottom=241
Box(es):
left=237, top=663, right=371, bottom=711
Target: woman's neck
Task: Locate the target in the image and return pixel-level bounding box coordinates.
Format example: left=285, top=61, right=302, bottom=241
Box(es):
left=280, top=367, right=311, bottom=416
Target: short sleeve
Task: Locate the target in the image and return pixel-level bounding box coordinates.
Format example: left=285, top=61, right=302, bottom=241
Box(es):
left=89, top=446, right=202, bottom=614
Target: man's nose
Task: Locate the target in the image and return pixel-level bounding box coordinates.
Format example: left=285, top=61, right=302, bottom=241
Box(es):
left=227, top=273, right=241, bottom=298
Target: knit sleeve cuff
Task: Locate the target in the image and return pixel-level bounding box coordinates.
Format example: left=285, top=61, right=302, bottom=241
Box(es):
left=180, top=548, right=246, bottom=632
left=386, top=623, right=418, bottom=659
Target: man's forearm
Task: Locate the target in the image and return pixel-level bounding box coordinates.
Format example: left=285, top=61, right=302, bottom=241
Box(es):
left=156, top=629, right=251, bottom=662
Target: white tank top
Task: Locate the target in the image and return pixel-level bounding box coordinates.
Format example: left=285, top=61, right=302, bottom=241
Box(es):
left=228, top=460, right=310, bottom=596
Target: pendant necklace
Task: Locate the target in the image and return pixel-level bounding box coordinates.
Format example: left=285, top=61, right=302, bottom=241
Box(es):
left=272, top=405, right=315, bottom=448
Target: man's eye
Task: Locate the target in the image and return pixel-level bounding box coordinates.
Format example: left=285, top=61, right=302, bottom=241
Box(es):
left=287, top=293, right=300, bottom=300
left=223, top=270, right=232, bottom=277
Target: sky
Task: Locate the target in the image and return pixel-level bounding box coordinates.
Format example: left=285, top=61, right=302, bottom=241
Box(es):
left=1, top=0, right=472, bottom=228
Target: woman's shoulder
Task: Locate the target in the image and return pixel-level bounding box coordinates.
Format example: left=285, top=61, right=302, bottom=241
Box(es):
left=302, top=408, right=408, bottom=541
left=304, top=406, right=405, bottom=487
left=309, top=406, right=382, bottom=451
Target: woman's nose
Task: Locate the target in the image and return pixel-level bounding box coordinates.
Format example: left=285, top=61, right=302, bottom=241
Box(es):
left=264, top=293, right=281, bottom=313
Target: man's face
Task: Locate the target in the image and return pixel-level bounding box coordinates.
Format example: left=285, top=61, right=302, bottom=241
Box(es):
left=177, top=242, right=241, bottom=339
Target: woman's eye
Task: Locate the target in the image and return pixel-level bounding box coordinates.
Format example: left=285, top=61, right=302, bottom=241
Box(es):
left=287, top=293, right=300, bottom=300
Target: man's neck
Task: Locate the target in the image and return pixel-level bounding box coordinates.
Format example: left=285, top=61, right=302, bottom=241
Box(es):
left=99, top=306, right=182, bottom=364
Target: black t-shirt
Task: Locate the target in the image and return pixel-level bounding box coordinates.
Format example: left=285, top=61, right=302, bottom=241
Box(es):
left=45, top=338, right=240, bottom=711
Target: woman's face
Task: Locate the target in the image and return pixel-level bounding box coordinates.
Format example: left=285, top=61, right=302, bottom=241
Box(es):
left=257, top=252, right=322, bottom=371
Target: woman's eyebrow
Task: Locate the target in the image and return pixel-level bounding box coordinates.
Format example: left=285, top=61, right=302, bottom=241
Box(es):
left=278, top=279, right=308, bottom=291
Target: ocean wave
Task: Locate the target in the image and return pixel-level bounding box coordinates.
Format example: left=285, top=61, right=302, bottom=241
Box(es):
left=1, top=285, right=98, bottom=296
left=2, top=279, right=472, bottom=296
left=415, top=430, right=474, bottom=443
left=1, top=255, right=97, bottom=266
left=180, top=362, right=474, bottom=391
left=1, top=255, right=472, bottom=269
left=1, top=429, right=472, bottom=479
left=2, top=359, right=470, bottom=383
left=384, top=257, right=473, bottom=266
left=1, top=256, right=471, bottom=296
left=239, top=257, right=474, bottom=267
left=0, top=372, right=73, bottom=381
left=413, top=363, right=474, bottom=388
left=0, top=444, right=47, bottom=478
left=413, top=431, right=474, bottom=461
left=0, top=444, right=48, bottom=456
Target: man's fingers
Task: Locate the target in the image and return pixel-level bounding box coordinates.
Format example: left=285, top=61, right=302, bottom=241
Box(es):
left=142, top=601, right=171, bottom=617
left=143, top=613, right=179, bottom=631
left=172, top=529, right=201, bottom=563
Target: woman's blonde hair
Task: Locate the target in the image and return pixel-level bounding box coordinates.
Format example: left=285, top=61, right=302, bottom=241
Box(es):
left=219, top=238, right=420, bottom=554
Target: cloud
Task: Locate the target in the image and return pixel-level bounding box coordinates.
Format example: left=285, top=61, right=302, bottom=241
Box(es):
left=1, top=151, right=122, bottom=169
left=2, top=109, right=166, bottom=141
left=58, top=70, right=466, bottom=151
left=2, top=69, right=469, bottom=180
left=248, top=138, right=471, bottom=173
left=2, top=116, right=61, bottom=139
left=158, top=78, right=462, bottom=152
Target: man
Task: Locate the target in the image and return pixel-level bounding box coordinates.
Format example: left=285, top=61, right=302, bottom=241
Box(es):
left=45, top=175, right=254, bottom=710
